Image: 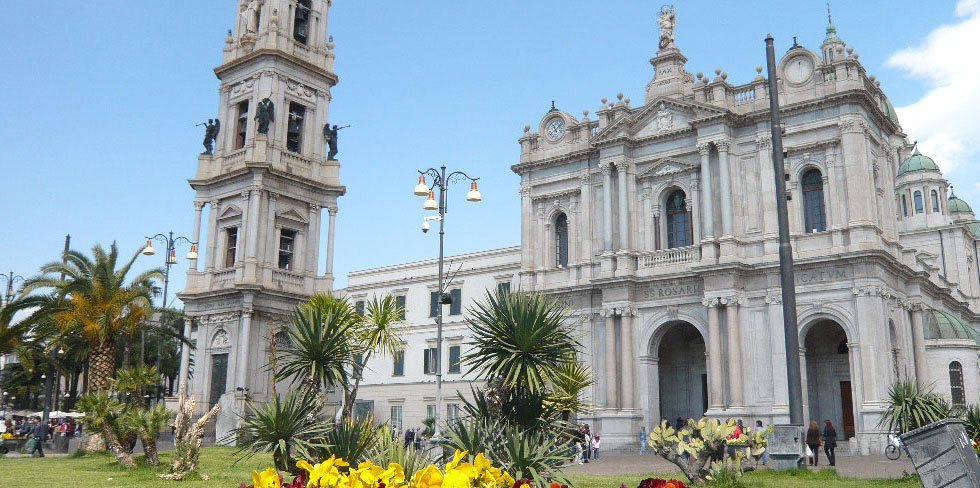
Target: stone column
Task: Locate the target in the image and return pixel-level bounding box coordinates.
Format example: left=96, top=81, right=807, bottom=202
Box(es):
left=653, top=205, right=662, bottom=251
left=717, top=140, right=733, bottom=236
left=691, top=177, right=702, bottom=243
left=621, top=308, right=635, bottom=409
left=191, top=201, right=204, bottom=271
left=239, top=190, right=251, bottom=260
left=601, top=162, right=614, bottom=250
left=519, top=183, right=533, bottom=270
left=309, top=204, right=321, bottom=275
left=698, top=143, right=714, bottom=239
left=616, top=160, right=630, bottom=250
left=206, top=200, right=220, bottom=271
left=265, top=193, right=279, bottom=268
left=235, top=307, right=253, bottom=388
left=642, top=185, right=652, bottom=251
left=839, top=118, right=874, bottom=227
left=910, top=305, right=929, bottom=385
left=604, top=310, right=618, bottom=409
left=724, top=299, right=744, bottom=406
left=705, top=298, right=724, bottom=409
left=579, top=174, right=593, bottom=262
left=246, top=188, right=261, bottom=260
left=325, top=207, right=337, bottom=276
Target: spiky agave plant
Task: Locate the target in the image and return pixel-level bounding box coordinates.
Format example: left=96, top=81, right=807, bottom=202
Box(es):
left=878, top=380, right=953, bottom=434
left=319, top=415, right=379, bottom=469
left=231, top=391, right=330, bottom=473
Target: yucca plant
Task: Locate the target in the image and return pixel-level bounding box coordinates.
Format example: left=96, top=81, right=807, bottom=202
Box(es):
left=231, top=391, right=330, bottom=473
left=962, top=404, right=980, bottom=439
left=879, top=380, right=954, bottom=434
left=112, top=364, right=162, bottom=408
left=75, top=390, right=135, bottom=467
left=366, top=424, right=430, bottom=480
left=119, top=403, right=172, bottom=466
left=341, top=295, right=405, bottom=419
left=319, top=415, right=379, bottom=469
left=545, top=358, right=595, bottom=421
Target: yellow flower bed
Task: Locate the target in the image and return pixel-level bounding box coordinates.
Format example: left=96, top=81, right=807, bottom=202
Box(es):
left=244, top=450, right=516, bottom=488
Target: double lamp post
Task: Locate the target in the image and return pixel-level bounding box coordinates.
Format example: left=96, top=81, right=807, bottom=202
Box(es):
left=412, top=165, right=481, bottom=438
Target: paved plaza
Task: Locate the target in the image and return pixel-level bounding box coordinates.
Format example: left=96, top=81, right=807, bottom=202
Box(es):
left=564, top=451, right=916, bottom=479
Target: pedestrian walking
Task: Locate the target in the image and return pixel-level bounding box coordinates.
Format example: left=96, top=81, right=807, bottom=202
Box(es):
left=822, top=420, right=837, bottom=466
left=638, top=426, right=647, bottom=455
left=592, top=434, right=601, bottom=461
left=404, top=426, right=415, bottom=447
left=806, top=421, right=821, bottom=466
left=30, top=417, right=49, bottom=457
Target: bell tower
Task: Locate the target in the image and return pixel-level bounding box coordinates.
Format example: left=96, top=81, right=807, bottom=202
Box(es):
left=177, top=0, right=345, bottom=428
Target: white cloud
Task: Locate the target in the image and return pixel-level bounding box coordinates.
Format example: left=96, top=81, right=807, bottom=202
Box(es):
left=887, top=0, right=980, bottom=176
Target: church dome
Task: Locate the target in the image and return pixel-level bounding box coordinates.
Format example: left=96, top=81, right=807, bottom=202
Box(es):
left=948, top=194, right=973, bottom=214
left=925, top=309, right=980, bottom=344
left=897, top=148, right=940, bottom=176
left=823, top=22, right=842, bottom=44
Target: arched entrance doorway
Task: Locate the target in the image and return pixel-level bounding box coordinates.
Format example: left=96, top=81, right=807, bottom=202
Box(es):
left=657, top=322, right=708, bottom=424
left=804, top=320, right=855, bottom=439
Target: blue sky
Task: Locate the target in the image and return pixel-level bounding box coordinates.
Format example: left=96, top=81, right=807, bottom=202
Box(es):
left=1, top=1, right=978, bottom=304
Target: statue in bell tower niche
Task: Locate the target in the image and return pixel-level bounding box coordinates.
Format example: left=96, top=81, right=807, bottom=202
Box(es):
left=657, top=5, right=676, bottom=49
left=324, top=124, right=349, bottom=160
left=255, top=97, right=275, bottom=134
left=201, top=118, right=220, bottom=155
left=242, top=0, right=260, bottom=35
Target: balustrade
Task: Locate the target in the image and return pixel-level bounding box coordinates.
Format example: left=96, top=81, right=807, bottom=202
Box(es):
left=639, top=245, right=700, bottom=268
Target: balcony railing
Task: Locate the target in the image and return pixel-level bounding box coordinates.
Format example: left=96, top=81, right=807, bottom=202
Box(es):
left=640, top=245, right=700, bottom=268
left=273, top=269, right=305, bottom=289
left=212, top=268, right=236, bottom=288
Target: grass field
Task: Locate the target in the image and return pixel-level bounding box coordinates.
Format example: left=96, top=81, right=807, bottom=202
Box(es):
left=0, top=448, right=921, bottom=488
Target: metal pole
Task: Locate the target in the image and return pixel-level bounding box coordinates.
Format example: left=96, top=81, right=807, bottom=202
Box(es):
left=765, top=35, right=803, bottom=425
left=42, top=234, right=70, bottom=425
left=434, top=165, right=446, bottom=439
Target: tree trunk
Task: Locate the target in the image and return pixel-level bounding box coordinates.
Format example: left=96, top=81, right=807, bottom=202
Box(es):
left=341, top=351, right=371, bottom=419
left=141, top=435, right=159, bottom=466
left=103, top=425, right=136, bottom=467
left=88, top=339, right=116, bottom=391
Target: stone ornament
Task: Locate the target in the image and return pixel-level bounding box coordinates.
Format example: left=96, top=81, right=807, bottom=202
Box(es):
left=657, top=5, right=676, bottom=49
left=655, top=102, right=673, bottom=133
left=211, top=328, right=231, bottom=348
left=255, top=97, right=275, bottom=134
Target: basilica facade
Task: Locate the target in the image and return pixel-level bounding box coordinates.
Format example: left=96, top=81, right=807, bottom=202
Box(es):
left=178, top=2, right=980, bottom=455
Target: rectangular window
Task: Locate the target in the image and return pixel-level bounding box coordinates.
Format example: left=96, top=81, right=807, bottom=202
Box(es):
left=392, top=350, right=404, bottom=376
left=286, top=102, right=305, bottom=153
left=395, top=295, right=406, bottom=320
left=353, top=352, right=364, bottom=380
left=354, top=400, right=373, bottom=420
left=449, top=288, right=462, bottom=315
left=390, top=405, right=403, bottom=430
left=914, top=191, right=924, bottom=213
left=429, top=291, right=439, bottom=318
left=293, top=0, right=311, bottom=44
left=447, top=403, right=460, bottom=424
left=426, top=404, right=436, bottom=420
left=235, top=100, right=248, bottom=149
left=448, top=345, right=461, bottom=374
left=224, top=227, right=238, bottom=268
left=423, top=347, right=437, bottom=374
left=497, top=282, right=510, bottom=294
left=278, top=229, right=296, bottom=270
left=355, top=300, right=365, bottom=316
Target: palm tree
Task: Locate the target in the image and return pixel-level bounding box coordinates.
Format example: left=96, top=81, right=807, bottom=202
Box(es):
left=463, top=289, right=580, bottom=394
left=0, top=295, right=46, bottom=360
left=112, top=364, right=161, bottom=408
left=341, top=294, right=405, bottom=419
left=23, top=242, right=162, bottom=391
left=275, top=294, right=359, bottom=414
left=120, top=403, right=172, bottom=466
left=75, top=390, right=135, bottom=467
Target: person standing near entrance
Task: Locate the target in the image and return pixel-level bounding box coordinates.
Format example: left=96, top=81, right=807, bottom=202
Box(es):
left=806, top=421, right=821, bottom=466
left=638, top=426, right=647, bottom=455
left=592, top=434, right=600, bottom=461
left=822, top=420, right=837, bottom=466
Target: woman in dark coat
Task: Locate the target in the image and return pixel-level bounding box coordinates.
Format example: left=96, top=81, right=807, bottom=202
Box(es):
left=806, top=421, right=821, bottom=466
left=823, top=420, right=838, bottom=466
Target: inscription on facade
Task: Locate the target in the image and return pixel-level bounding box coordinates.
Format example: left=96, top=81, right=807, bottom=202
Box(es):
left=795, top=267, right=848, bottom=284
left=643, top=280, right=703, bottom=299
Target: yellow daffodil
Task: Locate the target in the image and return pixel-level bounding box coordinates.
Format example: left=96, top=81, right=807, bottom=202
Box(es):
left=411, top=464, right=444, bottom=488
left=445, top=450, right=469, bottom=471
left=298, top=455, right=350, bottom=488
left=252, top=467, right=282, bottom=488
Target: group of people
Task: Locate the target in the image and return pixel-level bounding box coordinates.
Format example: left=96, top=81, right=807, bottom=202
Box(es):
left=805, top=420, right=838, bottom=466
left=1, top=416, right=80, bottom=457
left=567, top=423, right=600, bottom=464
left=400, top=426, right=426, bottom=451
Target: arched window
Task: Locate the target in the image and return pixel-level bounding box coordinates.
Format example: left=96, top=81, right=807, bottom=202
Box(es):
left=293, top=0, right=312, bottom=44
left=931, top=190, right=940, bottom=212
left=554, top=213, right=568, bottom=267
left=802, top=169, right=827, bottom=233
left=913, top=191, right=923, bottom=213
left=901, top=195, right=908, bottom=217
left=666, top=190, right=692, bottom=248
left=949, top=361, right=965, bottom=407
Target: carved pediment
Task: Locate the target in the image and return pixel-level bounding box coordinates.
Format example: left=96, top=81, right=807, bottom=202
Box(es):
left=277, top=208, right=309, bottom=224
left=592, top=98, right=725, bottom=144
left=217, top=204, right=243, bottom=220
left=636, top=157, right=698, bottom=180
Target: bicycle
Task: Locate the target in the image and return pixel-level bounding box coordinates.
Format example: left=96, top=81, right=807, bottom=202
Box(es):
left=885, top=433, right=905, bottom=460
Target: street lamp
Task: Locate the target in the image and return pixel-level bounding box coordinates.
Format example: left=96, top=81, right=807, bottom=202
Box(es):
left=0, top=271, right=25, bottom=306
left=412, top=165, right=481, bottom=438
left=143, top=231, right=193, bottom=400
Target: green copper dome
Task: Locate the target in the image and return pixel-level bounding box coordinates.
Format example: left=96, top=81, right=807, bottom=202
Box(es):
left=897, top=149, right=940, bottom=176
left=948, top=194, right=973, bottom=214
left=884, top=98, right=900, bottom=125
left=968, top=221, right=980, bottom=238
left=925, top=309, right=980, bottom=344
left=823, top=22, right=842, bottom=44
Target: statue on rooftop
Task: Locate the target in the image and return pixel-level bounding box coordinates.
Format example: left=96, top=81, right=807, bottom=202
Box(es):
left=242, top=0, right=259, bottom=35
left=658, top=5, right=676, bottom=49
left=201, top=118, right=220, bottom=155
left=324, top=123, right=349, bottom=160
left=255, top=97, right=275, bottom=134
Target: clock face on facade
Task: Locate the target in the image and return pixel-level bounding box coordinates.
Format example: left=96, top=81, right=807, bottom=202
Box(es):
left=785, top=55, right=814, bottom=84
left=545, top=117, right=566, bottom=141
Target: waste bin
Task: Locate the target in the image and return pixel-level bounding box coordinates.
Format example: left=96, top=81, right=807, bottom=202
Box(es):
left=767, top=424, right=805, bottom=470
left=900, top=418, right=980, bottom=488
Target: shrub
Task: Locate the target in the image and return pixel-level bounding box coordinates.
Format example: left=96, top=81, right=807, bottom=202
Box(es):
left=231, top=391, right=330, bottom=473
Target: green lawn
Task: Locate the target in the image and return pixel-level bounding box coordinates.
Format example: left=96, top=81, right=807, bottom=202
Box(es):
left=0, top=448, right=921, bottom=488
